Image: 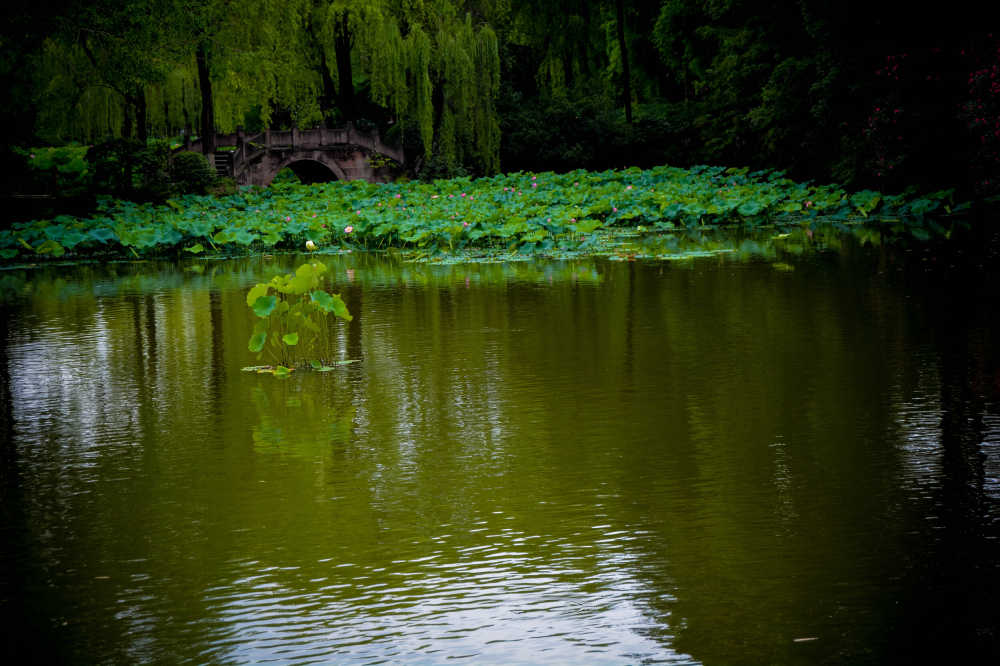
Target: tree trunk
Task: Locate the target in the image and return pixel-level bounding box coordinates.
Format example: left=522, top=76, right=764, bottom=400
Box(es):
left=196, top=40, right=215, bottom=154
left=306, top=16, right=338, bottom=127
left=136, top=87, right=148, bottom=142
left=615, top=0, right=633, bottom=124
left=122, top=94, right=134, bottom=138
left=319, top=46, right=338, bottom=127
left=334, top=12, right=355, bottom=121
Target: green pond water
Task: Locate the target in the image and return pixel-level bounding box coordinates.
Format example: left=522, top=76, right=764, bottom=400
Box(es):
left=2, top=235, right=999, bottom=664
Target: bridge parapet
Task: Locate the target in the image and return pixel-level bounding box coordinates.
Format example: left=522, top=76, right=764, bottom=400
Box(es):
left=178, top=123, right=403, bottom=186
left=182, top=123, right=403, bottom=165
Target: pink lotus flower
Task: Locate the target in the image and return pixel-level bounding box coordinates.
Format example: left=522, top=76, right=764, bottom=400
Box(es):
left=461, top=192, right=466, bottom=197
left=613, top=207, right=618, bottom=212
left=626, top=185, right=633, bottom=190
left=344, top=225, right=353, bottom=234
left=285, top=216, right=291, bottom=221
left=321, top=224, right=327, bottom=228
left=805, top=201, right=813, bottom=208
left=432, top=194, right=439, bottom=198
left=355, top=210, right=361, bottom=215
left=571, top=218, right=576, bottom=222
left=395, top=193, right=402, bottom=198
left=462, top=221, right=470, bottom=227
left=531, top=175, right=536, bottom=180
left=312, top=213, right=317, bottom=218
left=532, top=183, right=537, bottom=188
left=449, top=194, right=455, bottom=198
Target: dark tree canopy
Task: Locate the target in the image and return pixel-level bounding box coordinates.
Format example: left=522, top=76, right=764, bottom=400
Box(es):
left=1, top=0, right=996, bottom=192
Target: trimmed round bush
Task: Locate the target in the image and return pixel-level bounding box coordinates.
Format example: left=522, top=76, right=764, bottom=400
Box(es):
left=171, top=151, right=215, bottom=194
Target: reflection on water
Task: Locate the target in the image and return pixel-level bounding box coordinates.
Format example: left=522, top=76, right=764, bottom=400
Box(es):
left=1, top=235, right=999, bottom=663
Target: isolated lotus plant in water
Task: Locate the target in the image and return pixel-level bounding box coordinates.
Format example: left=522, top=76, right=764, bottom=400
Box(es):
left=244, top=261, right=353, bottom=375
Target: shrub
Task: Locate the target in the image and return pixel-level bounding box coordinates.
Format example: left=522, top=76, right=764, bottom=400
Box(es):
left=171, top=151, right=215, bottom=194
left=135, top=140, right=172, bottom=200
left=86, top=139, right=172, bottom=201
left=207, top=177, right=237, bottom=196
left=21, top=145, right=90, bottom=197
left=86, top=138, right=145, bottom=195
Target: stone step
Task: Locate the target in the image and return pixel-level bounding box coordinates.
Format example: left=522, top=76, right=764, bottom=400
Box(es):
left=213, top=153, right=230, bottom=177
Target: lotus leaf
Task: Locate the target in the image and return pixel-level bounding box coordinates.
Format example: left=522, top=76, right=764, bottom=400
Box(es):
left=252, top=295, right=277, bottom=317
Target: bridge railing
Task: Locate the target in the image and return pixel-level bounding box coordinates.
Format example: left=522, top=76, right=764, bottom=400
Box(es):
left=182, top=124, right=401, bottom=155
left=178, top=123, right=405, bottom=182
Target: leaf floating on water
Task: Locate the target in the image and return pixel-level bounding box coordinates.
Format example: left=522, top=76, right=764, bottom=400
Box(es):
left=771, top=262, right=795, bottom=271
left=315, top=360, right=360, bottom=371
left=36, top=239, right=65, bottom=258
left=184, top=243, right=205, bottom=254
left=792, top=637, right=819, bottom=643
left=282, top=332, right=299, bottom=346
left=243, top=360, right=357, bottom=373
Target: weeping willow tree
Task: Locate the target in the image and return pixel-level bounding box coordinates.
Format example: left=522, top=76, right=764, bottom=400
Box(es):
left=199, top=0, right=501, bottom=172
left=27, top=0, right=177, bottom=143
left=506, top=0, right=651, bottom=126
left=145, top=66, right=201, bottom=138
left=358, top=9, right=500, bottom=173
left=24, top=0, right=501, bottom=173
left=508, top=0, right=610, bottom=101
left=31, top=39, right=124, bottom=142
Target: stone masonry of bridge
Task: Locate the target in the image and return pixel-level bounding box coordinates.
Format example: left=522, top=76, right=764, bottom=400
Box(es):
left=182, top=123, right=405, bottom=186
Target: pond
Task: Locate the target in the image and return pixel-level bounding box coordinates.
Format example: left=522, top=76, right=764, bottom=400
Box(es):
left=2, top=234, right=999, bottom=663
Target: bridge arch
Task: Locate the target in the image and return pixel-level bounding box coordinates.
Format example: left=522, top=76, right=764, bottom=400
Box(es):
left=245, top=147, right=391, bottom=187
left=272, top=157, right=346, bottom=185
left=187, top=125, right=403, bottom=187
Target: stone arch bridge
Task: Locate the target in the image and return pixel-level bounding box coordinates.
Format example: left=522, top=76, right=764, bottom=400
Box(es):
left=181, top=124, right=404, bottom=186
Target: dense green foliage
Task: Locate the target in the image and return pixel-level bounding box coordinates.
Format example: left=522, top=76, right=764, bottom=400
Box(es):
left=170, top=151, right=216, bottom=194
left=17, top=145, right=91, bottom=198
left=0, top=168, right=961, bottom=264
left=2, top=1, right=994, bottom=193
left=86, top=138, right=174, bottom=200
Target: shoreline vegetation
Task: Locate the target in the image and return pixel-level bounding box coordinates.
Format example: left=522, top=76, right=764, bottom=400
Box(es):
left=0, top=165, right=968, bottom=267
